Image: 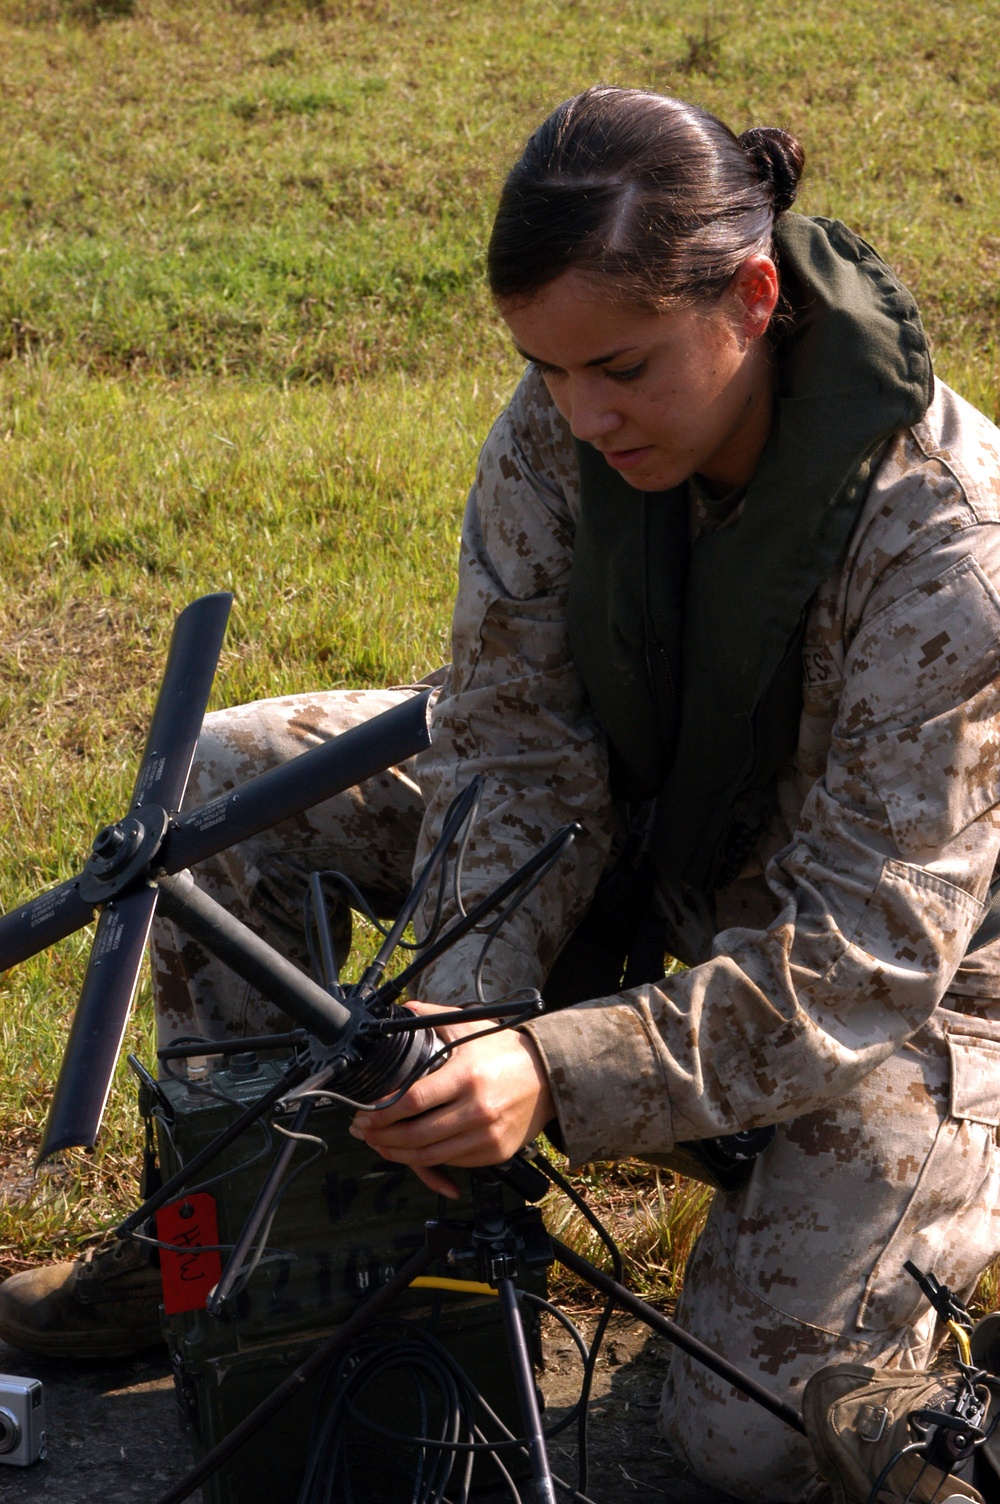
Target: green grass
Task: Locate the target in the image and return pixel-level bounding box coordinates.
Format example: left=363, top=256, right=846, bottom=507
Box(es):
left=0, top=365, right=504, bottom=1268
left=2, top=0, right=999, bottom=398
left=0, top=0, right=998, bottom=1286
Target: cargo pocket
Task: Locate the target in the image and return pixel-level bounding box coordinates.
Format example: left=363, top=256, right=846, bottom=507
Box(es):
left=856, top=1012, right=1000, bottom=1335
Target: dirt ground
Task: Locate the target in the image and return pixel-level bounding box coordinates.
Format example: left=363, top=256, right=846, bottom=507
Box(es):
left=0, top=1336, right=203, bottom=1503
left=0, top=1308, right=742, bottom=1504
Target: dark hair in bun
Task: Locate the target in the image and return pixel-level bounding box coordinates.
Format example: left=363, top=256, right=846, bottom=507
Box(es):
left=488, top=87, right=806, bottom=310
left=737, top=127, right=805, bottom=215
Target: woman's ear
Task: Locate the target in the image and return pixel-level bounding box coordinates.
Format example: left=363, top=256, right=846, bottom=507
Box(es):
left=731, top=254, right=780, bottom=340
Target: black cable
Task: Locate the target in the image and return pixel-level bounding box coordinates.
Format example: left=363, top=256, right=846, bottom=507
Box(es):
left=451, top=778, right=483, bottom=921
left=468, top=1422, right=521, bottom=1503
left=385, top=777, right=486, bottom=961
left=472, top=832, right=578, bottom=1003
left=143, top=1051, right=328, bottom=1297
left=299, top=780, right=486, bottom=1005
left=165, top=1123, right=277, bottom=1199
left=129, top=1232, right=292, bottom=1263
left=417, top=846, right=450, bottom=954
left=302, top=780, right=486, bottom=985
left=296, top=1316, right=605, bottom=1504
left=132, top=1125, right=325, bottom=1286
left=517, top=1291, right=590, bottom=1369
left=294, top=1280, right=600, bottom=1461
left=300, top=782, right=508, bottom=992
left=223, top=1131, right=327, bottom=1300
left=533, top=1153, right=624, bottom=1283
left=863, top=1441, right=949, bottom=1504
left=375, top=822, right=580, bottom=1008
left=303, top=870, right=397, bottom=950
left=128, top=1043, right=279, bottom=1237
left=154, top=1052, right=277, bottom=1198
left=515, top=1291, right=590, bottom=1441
left=466, top=1383, right=601, bottom=1503
left=151, top=1102, right=179, bottom=1162
left=295, top=1320, right=496, bottom=1504
left=149, top=798, right=596, bottom=1501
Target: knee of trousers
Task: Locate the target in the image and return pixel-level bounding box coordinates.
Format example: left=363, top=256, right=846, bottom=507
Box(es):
left=168, top=689, right=427, bottom=902
left=187, top=686, right=424, bottom=790
left=650, top=1201, right=874, bottom=1502
left=151, top=688, right=429, bottom=1037
left=659, top=1348, right=820, bottom=1503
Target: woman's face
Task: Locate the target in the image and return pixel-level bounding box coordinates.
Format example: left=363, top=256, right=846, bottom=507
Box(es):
left=501, top=259, right=778, bottom=494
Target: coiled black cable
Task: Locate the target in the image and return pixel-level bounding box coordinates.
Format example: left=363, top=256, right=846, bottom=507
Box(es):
left=296, top=1312, right=605, bottom=1504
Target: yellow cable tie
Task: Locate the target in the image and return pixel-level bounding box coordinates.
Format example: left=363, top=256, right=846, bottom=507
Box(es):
left=947, top=1318, right=972, bottom=1367
left=410, top=1275, right=497, bottom=1297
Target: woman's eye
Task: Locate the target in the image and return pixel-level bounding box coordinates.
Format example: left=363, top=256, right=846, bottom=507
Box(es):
left=605, top=362, right=646, bottom=383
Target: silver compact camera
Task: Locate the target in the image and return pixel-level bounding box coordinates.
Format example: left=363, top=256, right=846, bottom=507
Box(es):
left=0, top=1374, right=46, bottom=1466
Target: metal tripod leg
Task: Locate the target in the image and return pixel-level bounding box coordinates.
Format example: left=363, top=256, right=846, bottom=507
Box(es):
left=155, top=1156, right=807, bottom=1504
left=496, top=1275, right=558, bottom=1504
left=461, top=1168, right=562, bottom=1502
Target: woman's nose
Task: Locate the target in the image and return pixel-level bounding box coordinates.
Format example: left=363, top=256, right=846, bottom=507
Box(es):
left=566, top=383, right=622, bottom=443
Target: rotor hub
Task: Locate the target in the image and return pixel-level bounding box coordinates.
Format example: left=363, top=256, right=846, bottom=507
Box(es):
left=78, top=805, right=170, bottom=906
left=91, top=818, right=142, bottom=871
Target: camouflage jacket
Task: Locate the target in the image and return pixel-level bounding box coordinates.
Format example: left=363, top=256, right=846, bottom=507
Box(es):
left=413, top=367, right=1000, bottom=1166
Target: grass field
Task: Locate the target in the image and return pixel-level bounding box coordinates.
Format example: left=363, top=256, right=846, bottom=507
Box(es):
left=0, top=0, right=998, bottom=1286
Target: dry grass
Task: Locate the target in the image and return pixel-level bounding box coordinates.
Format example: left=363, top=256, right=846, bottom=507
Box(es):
left=544, top=1161, right=713, bottom=1308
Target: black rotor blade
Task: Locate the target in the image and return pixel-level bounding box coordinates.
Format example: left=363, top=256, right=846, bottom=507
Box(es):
left=32, top=593, right=231, bottom=1159
left=38, top=885, right=158, bottom=1160
left=0, top=879, right=96, bottom=973
left=21, top=620, right=430, bottom=1160
left=128, top=592, right=232, bottom=816
left=35, top=681, right=431, bottom=1159
left=0, top=593, right=232, bottom=976
left=163, top=688, right=433, bottom=874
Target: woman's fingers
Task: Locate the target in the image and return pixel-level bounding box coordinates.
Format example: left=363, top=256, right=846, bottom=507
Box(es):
left=408, top=1164, right=462, bottom=1199
left=349, top=1009, right=554, bottom=1173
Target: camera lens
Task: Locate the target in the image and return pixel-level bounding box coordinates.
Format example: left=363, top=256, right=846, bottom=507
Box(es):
left=0, top=1406, right=21, bottom=1454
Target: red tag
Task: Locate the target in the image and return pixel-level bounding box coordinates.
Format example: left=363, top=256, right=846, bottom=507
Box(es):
left=156, top=1193, right=223, bottom=1315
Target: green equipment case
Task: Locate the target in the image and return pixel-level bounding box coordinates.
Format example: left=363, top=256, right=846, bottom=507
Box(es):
left=146, top=1054, right=543, bottom=1504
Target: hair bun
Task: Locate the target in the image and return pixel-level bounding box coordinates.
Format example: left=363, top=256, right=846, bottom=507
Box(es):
left=738, top=126, right=804, bottom=215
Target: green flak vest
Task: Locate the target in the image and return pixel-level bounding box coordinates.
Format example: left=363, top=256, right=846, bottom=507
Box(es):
left=566, top=215, right=933, bottom=900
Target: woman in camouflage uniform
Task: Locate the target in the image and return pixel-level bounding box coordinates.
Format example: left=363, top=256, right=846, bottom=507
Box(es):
left=5, top=88, right=1000, bottom=1501
left=349, top=89, right=1000, bottom=1498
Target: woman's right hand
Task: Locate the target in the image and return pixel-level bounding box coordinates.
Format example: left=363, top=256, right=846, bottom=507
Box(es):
left=348, top=1002, right=555, bottom=1197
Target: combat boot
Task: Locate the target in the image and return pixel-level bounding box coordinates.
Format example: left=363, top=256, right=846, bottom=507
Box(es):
left=0, top=1239, right=163, bottom=1359
left=803, top=1362, right=1000, bottom=1504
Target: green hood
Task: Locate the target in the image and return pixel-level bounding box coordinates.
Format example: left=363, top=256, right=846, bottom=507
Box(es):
left=567, top=214, right=933, bottom=896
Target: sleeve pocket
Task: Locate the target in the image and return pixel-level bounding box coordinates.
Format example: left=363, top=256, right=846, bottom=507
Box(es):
left=840, top=554, right=1000, bottom=733
left=844, top=556, right=1000, bottom=853
left=949, top=1031, right=1000, bottom=1126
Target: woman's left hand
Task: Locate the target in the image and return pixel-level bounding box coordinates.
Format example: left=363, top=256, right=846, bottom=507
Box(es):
left=348, top=1002, right=555, bottom=1198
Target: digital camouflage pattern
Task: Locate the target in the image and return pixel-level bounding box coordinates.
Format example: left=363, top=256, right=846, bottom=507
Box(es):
left=426, top=367, right=1000, bottom=1496
left=523, top=375, right=1000, bottom=1151
left=150, top=365, right=1000, bottom=1501
left=659, top=1003, right=1000, bottom=1496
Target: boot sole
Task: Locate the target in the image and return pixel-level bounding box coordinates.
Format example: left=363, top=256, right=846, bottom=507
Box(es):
left=0, top=1311, right=165, bottom=1360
